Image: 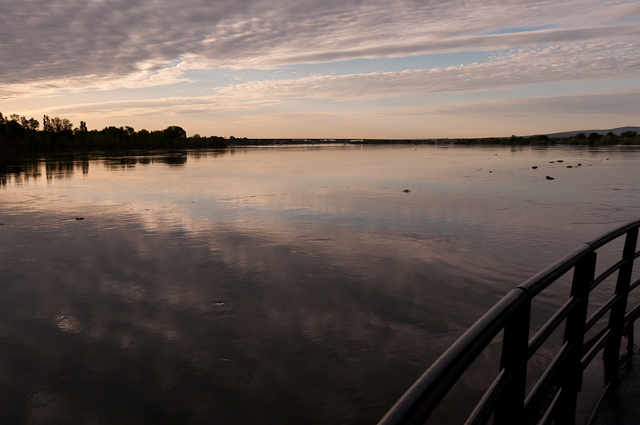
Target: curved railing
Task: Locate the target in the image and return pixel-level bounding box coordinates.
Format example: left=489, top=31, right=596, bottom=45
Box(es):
left=379, top=220, right=640, bottom=425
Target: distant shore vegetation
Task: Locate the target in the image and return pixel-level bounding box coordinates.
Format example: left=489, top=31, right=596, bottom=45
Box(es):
left=2, top=111, right=639, bottom=155
left=469, top=132, right=640, bottom=146
left=0, top=112, right=228, bottom=155
left=226, top=132, right=640, bottom=146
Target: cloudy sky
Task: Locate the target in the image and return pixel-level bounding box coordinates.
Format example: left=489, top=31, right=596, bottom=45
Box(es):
left=1, top=0, right=639, bottom=138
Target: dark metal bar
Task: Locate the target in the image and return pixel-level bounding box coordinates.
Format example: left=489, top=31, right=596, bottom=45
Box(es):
left=623, top=301, right=640, bottom=358
left=464, top=369, right=509, bottom=425
left=584, top=294, right=620, bottom=333
left=377, top=289, right=528, bottom=425
left=557, top=251, right=596, bottom=424
left=581, top=329, right=612, bottom=370
left=627, top=320, right=634, bottom=358
left=524, top=341, right=572, bottom=416
left=528, top=296, right=578, bottom=359
left=628, top=277, right=640, bottom=293
left=604, top=228, right=638, bottom=382
left=624, top=302, right=640, bottom=323
left=538, top=386, right=567, bottom=425
left=590, top=258, right=626, bottom=291
left=587, top=220, right=640, bottom=250
left=378, top=220, right=640, bottom=425
left=518, top=245, right=591, bottom=297
left=494, top=296, right=530, bottom=425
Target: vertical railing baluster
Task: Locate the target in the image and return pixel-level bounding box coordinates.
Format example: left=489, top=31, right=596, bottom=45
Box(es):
left=604, top=228, right=639, bottom=383
left=627, top=320, right=635, bottom=358
left=557, top=251, right=596, bottom=424
left=494, top=291, right=530, bottom=425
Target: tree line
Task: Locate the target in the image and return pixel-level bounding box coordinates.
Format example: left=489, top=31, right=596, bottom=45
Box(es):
left=470, top=131, right=640, bottom=146
left=0, top=112, right=228, bottom=153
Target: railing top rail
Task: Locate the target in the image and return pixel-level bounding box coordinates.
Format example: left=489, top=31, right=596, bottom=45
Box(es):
left=517, top=244, right=591, bottom=297
left=588, top=219, right=640, bottom=250
left=518, top=219, right=640, bottom=297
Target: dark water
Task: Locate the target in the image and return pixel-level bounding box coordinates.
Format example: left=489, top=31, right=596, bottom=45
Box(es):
left=1, top=145, right=640, bottom=424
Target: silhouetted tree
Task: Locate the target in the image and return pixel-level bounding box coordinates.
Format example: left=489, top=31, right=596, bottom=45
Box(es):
left=163, top=126, right=187, bottom=142
left=0, top=110, right=224, bottom=153
left=43, top=115, right=53, bottom=132
left=20, top=117, right=39, bottom=131
left=51, top=117, right=73, bottom=132
left=588, top=132, right=602, bottom=141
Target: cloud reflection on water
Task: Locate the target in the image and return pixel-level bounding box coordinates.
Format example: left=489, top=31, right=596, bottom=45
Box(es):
left=1, top=145, right=640, bottom=423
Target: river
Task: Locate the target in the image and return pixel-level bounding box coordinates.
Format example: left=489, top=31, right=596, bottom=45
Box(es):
left=1, top=145, right=640, bottom=424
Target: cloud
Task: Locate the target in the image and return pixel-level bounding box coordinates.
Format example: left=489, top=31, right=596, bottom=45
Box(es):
left=395, top=87, right=640, bottom=117
left=188, top=87, right=640, bottom=138
left=20, top=95, right=280, bottom=120
left=1, top=0, right=639, bottom=94
left=215, top=42, right=640, bottom=100
left=0, top=65, right=192, bottom=99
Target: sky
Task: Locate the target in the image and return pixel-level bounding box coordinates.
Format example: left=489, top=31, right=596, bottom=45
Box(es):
left=1, top=0, right=639, bottom=139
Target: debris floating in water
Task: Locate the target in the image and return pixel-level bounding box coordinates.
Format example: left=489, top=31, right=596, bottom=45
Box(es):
left=546, top=176, right=555, bottom=180
left=532, top=166, right=538, bottom=169
left=403, top=189, right=411, bottom=193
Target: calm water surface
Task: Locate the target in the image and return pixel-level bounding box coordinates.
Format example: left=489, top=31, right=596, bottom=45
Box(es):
left=1, top=145, right=640, bottom=424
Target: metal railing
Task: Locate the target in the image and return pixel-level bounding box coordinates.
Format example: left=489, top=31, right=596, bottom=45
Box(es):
left=379, top=220, right=640, bottom=425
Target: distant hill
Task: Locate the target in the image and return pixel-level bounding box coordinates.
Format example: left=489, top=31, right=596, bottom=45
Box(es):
left=545, top=126, right=640, bottom=138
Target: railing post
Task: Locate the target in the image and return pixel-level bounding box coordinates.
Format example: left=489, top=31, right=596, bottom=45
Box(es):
left=494, top=290, right=530, bottom=425
left=627, top=320, right=635, bottom=358
left=557, top=251, right=597, bottom=424
left=604, top=228, right=639, bottom=383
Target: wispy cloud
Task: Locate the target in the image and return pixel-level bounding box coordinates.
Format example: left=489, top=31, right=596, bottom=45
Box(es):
left=392, top=87, right=640, bottom=117
left=0, top=66, right=192, bottom=99
left=1, top=0, right=638, bottom=93
left=2, top=0, right=639, bottom=137
left=208, top=87, right=640, bottom=138
left=20, top=96, right=280, bottom=119
left=215, top=43, right=640, bottom=100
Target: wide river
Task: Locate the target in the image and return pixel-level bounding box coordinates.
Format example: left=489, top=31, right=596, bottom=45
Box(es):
left=1, top=145, right=640, bottom=424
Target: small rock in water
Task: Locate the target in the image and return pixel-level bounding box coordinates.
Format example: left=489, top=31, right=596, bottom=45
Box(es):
left=532, top=166, right=538, bottom=169
left=557, top=160, right=564, bottom=162
left=75, top=217, right=84, bottom=221
left=546, top=176, right=555, bottom=180
left=567, top=165, right=573, bottom=168
left=403, top=189, right=411, bottom=193
left=577, top=163, right=582, bottom=166
left=549, top=161, right=555, bottom=163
